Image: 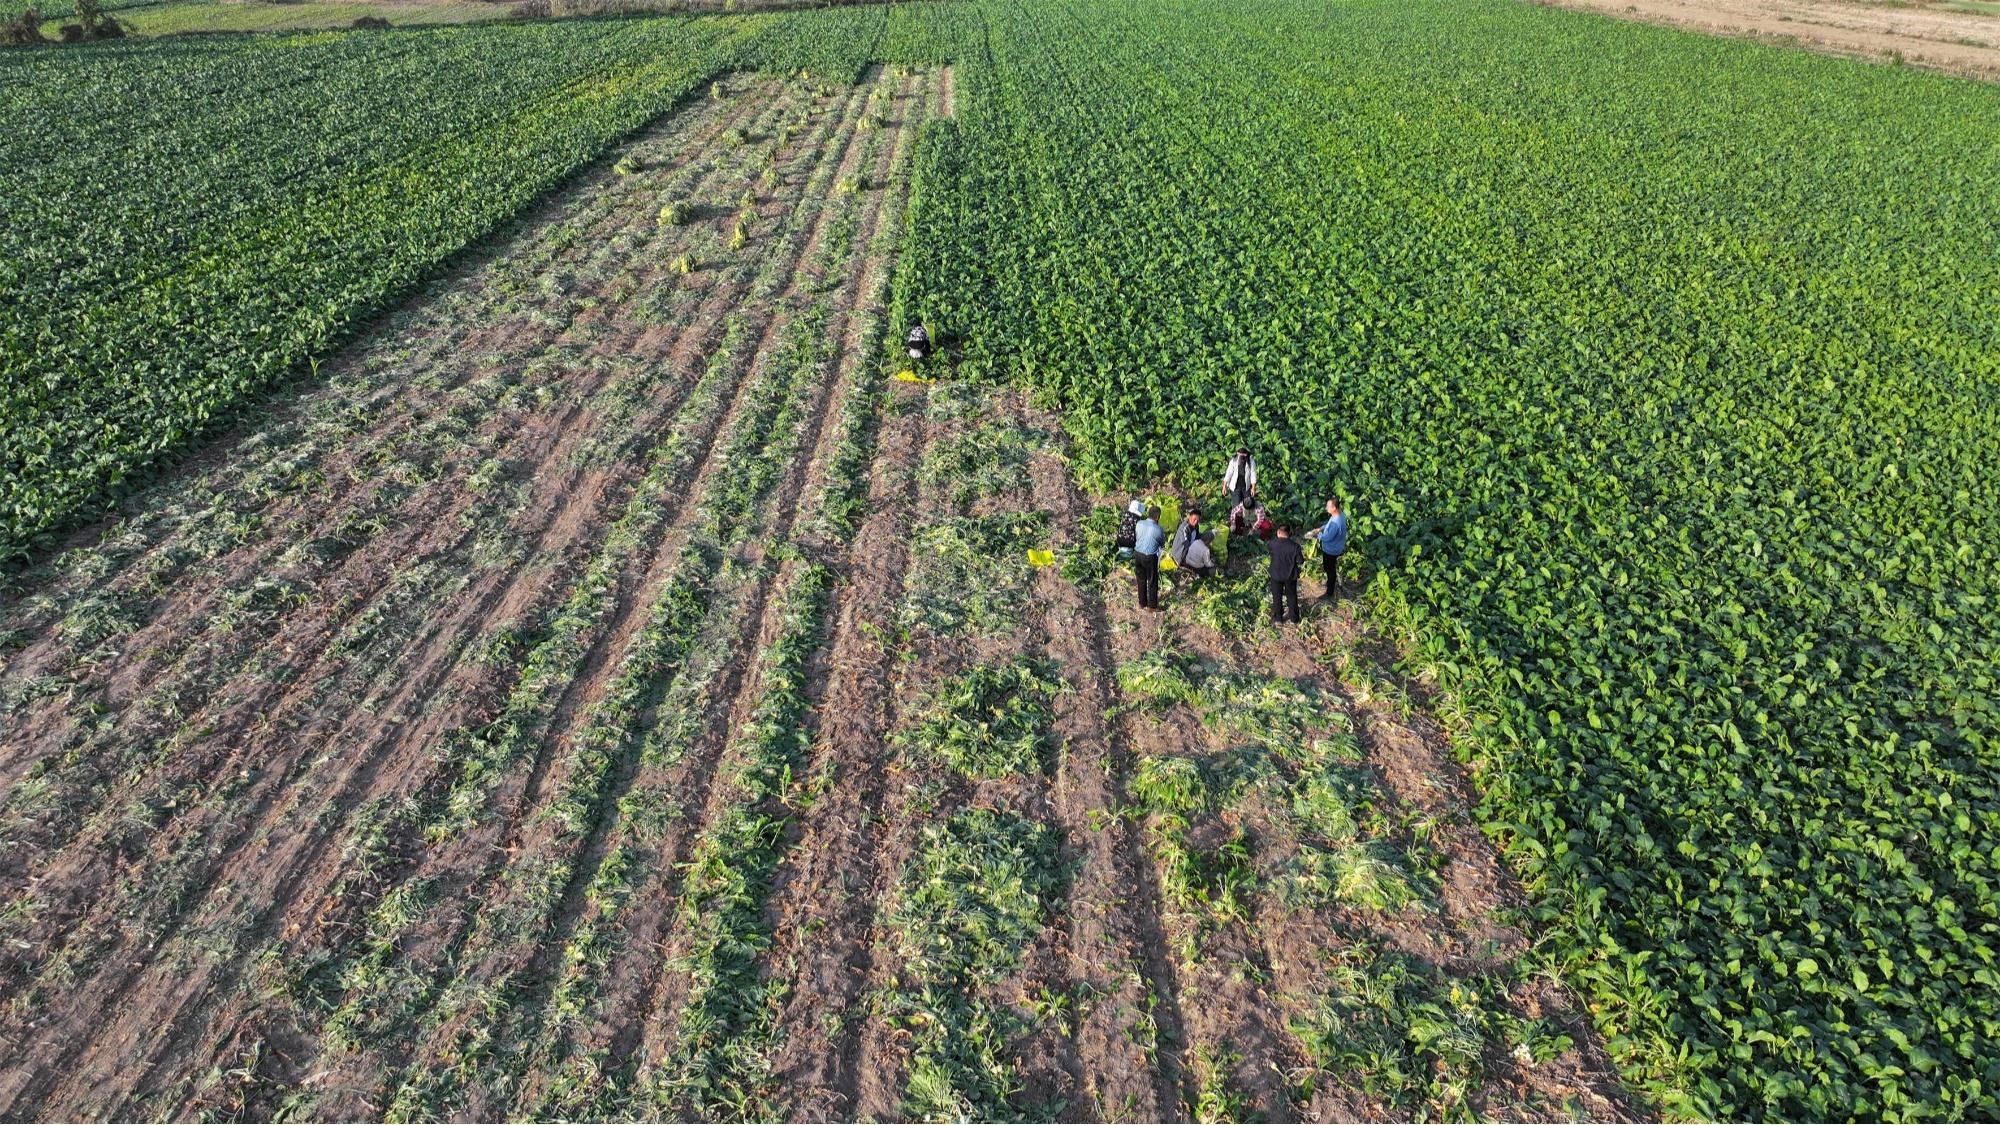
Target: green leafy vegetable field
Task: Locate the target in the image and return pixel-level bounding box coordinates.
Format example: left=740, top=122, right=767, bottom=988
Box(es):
left=894, top=0, right=2000, bottom=1117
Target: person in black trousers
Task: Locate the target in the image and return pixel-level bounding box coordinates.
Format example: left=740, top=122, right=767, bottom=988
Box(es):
left=1266, top=524, right=1303, bottom=623
left=1310, top=498, right=1349, bottom=599
left=1133, top=505, right=1166, bottom=610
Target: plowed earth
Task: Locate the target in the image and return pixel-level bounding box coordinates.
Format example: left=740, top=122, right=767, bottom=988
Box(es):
left=1540, top=0, right=2000, bottom=81
left=0, top=68, right=1638, bottom=1122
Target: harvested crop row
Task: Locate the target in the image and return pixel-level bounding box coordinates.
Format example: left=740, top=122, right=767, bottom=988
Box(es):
left=0, top=68, right=937, bottom=1120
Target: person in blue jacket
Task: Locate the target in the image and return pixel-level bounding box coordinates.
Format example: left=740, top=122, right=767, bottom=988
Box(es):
left=1309, top=498, right=1349, bottom=598
left=1133, top=505, right=1166, bottom=610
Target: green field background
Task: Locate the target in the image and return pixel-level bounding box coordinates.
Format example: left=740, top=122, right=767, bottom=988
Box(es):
left=889, top=1, right=2000, bottom=1117
left=2, top=1, right=1997, bottom=1118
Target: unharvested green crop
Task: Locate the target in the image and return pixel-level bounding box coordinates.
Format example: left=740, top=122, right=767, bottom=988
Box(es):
left=893, top=0, right=2000, bottom=1114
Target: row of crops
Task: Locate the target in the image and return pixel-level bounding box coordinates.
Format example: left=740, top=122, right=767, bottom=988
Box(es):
left=0, top=2, right=959, bottom=561
left=888, top=0, right=2000, bottom=1119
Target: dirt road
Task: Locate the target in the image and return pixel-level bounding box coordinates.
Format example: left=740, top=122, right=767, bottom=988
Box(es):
left=1540, top=0, right=2000, bottom=81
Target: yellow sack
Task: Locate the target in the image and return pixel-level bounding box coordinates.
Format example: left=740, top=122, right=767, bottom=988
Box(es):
left=893, top=370, right=935, bottom=384
left=1159, top=555, right=1177, bottom=572
left=1027, top=548, right=1056, bottom=567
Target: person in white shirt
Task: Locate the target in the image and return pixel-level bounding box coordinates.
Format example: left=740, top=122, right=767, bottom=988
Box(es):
left=1222, top=449, right=1257, bottom=516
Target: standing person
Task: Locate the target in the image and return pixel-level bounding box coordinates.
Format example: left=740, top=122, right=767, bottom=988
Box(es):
left=1223, top=449, right=1257, bottom=528
left=1310, top=498, right=1349, bottom=598
left=1133, top=504, right=1166, bottom=610
left=1170, top=509, right=1215, bottom=579
left=1266, top=524, right=1302, bottom=623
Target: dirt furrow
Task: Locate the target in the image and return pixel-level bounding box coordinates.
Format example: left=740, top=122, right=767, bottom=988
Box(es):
left=543, top=70, right=930, bottom=1115
left=0, top=78, right=845, bottom=1121
left=268, top=77, right=890, bottom=1122
left=719, top=67, right=940, bottom=1121
left=807, top=375, right=1070, bottom=1121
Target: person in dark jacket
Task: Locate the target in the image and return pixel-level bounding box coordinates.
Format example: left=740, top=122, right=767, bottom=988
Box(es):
left=1168, top=509, right=1215, bottom=579
left=1266, top=524, right=1303, bottom=623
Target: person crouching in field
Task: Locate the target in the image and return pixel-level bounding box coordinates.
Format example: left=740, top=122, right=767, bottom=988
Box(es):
left=1133, top=504, right=1165, bottom=610
left=1170, top=508, right=1216, bottom=580
left=1266, top=523, right=1302, bottom=623
left=1310, top=498, right=1349, bottom=598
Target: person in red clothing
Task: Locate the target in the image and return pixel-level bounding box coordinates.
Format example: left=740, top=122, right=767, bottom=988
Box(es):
left=1248, top=503, right=1274, bottom=542
left=1265, top=524, right=1303, bottom=623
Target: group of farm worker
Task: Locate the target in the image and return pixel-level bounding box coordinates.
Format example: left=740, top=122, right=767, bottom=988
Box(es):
left=1115, top=449, right=1349, bottom=623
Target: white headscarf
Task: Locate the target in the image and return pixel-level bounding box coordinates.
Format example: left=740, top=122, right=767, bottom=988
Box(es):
left=1128, top=499, right=1147, bottom=516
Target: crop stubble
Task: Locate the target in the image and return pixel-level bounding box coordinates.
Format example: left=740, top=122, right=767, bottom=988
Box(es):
left=0, top=67, right=932, bottom=1120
